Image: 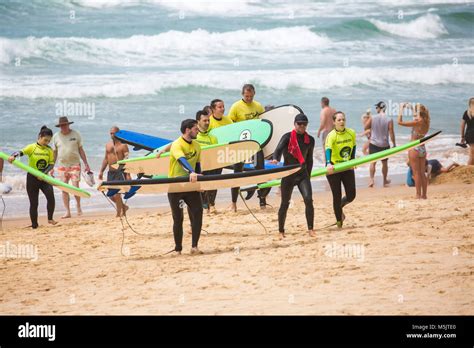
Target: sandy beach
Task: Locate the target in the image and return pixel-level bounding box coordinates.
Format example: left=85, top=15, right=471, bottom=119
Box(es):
left=0, top=166, right=472, bottom=315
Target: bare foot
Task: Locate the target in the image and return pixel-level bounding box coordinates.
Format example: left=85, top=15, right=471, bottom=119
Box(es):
left=77, top=208, right=83, bottom=216
left=383, top=179, right=391, bottom=187
left=421, top=195, right=427, bottom=199
left=190, top=247, right=203, bottom=255
left=279, top=233, right=286, bottom=240
left=227, top=203, right=237, bottom=213
left=209, top=206, right=217, bottom=214
left=48, top=219, right=58, bottom=226
left=61, top=212, right=71, bottom=219
left=308, top=230, right=316, bottom=237
left=122, top=204, right=129, bottom=216
left=368, top=179, right=374, bottom=188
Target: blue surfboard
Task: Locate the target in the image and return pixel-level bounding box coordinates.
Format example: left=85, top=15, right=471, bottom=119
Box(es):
left=114, top=130, right=171, bottom=152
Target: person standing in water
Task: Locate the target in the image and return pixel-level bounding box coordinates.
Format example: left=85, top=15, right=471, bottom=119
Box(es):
left=8, top=126, right=58, bottom=229
left=366, top=101, right=396, bottom=188
left=98, top=126, right=130, bottom=217
left=460, top=97, right=474, bottom=165
left=325, top=112, right=357, bottom=228
left=52, top=116, right=91, bottom=218
left=167, top=119, right=203, bottom=255
left=270, top=113, right=315, bottom=239
left=317, top=97, right=336, bottom=163
left=398, top=103, right=430, bottom=199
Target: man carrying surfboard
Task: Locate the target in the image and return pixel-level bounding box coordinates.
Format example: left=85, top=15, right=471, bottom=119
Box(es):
left=195, top=109, right=220, bottom=213
left=99, top=126, right=131, bottom=217
left=228, top=84, right=268, bottom=211
left=270, top=113, right=316, bottom=239
left=8, top=126, right=58, bottom=229
left=167, top=119, right=203, bottom=255
left=53, top=116, right=91, bottom=218
left=325, top=111, right=357, bottom=228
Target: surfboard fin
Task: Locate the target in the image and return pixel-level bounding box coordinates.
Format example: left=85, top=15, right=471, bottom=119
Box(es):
left=124, top=186, right=141, bottom=200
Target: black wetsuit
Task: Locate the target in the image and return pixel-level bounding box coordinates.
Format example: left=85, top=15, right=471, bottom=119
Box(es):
left=273, top=132, right=315, bottom=233
left=27, top=173, right=55, bottom=229
left=463, top=110, right=474, bottom=144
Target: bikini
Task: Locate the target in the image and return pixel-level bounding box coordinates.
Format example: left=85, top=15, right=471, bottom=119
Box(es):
left=412, top=129, right=427, bottom=157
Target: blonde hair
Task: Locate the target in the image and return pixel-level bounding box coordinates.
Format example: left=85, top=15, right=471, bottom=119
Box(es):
left=416, top=103, right=430, bottom=129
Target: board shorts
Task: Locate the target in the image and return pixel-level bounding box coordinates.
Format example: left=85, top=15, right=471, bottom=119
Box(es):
left=107, top=170, right=125, bottom=182
left=369, top=143, right=390, bottom=162
left=57, top=165, right=81, bottom=183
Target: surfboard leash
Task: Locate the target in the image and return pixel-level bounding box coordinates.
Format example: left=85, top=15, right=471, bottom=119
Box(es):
left=239, top=190, right=268, bottom=234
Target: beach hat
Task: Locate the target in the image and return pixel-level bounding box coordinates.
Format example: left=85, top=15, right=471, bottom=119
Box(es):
left=55, top=116, right=74, bottom=127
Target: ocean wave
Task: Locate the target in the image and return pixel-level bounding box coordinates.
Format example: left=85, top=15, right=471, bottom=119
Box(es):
left=369, top=13, right=448, bottom=39
left=1, top=64, right=472, bottom=99
left=0, top=26, right=330, bottom=66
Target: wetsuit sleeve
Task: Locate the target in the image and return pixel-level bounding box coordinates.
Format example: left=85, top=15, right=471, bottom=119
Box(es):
left=177, top=157, right=195, bottom=174
left=350, top=146, right=356, bottom=160
left=350, top=130, right=357, bottom=160
left=325, top=132, right=334, bottom=165
left=195, top=162, right=202, bottom=174
left=273, top=133, right=290, bottom=162
left=42, top=164, right=55, bottom=174
left=306, top=138, right=314, bottom=176
left=325, top=149, right=332, bottom=166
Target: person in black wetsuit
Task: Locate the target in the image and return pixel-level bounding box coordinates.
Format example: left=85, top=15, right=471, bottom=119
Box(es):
left=270, top=113, right=315, bottom=239
left=460, top=97, right=474, bottom=165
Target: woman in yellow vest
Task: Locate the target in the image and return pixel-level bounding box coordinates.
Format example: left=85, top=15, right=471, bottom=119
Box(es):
left=325, top=112, right=357, bottom=228
left=8, top=126, right=58, bottom=229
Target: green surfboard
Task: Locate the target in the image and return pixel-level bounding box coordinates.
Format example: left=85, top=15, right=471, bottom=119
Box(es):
left=244, top=131, right=441, bottom=190
left=209, top=119, right=273, bottom=147
left=0, top=151, right=91, bottom=198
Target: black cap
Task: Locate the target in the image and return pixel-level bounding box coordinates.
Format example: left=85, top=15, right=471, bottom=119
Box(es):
left=374, top=101, right=386, bottom=110
left=294, top=113, right=309, bottom=123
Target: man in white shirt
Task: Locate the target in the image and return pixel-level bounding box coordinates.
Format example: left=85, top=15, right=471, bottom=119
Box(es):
left=53, top=116, right=91, bottom=218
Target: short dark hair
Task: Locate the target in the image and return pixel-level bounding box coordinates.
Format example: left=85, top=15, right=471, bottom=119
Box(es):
left=195, top=110, right=210, bottom=121
left=321, top=97, right=330, bottom=106
left=180, top=119, right=197, bottom=134
left=210, top=99, right=223, bottom=110
left=241, top=84, right=255, bottom=94
left=38, top=125, right=53, bottom=138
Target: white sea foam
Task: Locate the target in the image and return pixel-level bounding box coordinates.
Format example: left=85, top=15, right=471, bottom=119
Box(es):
left=369, top=13, right=448, bottom=39
left=1, top=64, right=472, bottom=99
left=0, top=27, right=330, bottom=66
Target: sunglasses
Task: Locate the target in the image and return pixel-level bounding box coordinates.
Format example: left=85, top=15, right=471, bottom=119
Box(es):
left=296, top=122, right=308, bottom=126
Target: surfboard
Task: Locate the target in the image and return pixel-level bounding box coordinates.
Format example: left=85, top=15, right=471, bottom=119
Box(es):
left=0, top=151, right=91, bottom=198
left=259, top=104, right=304, bottom=158
left=242, top=131, right=442, bottom=191
left=114, top=130, right=171, bottom=151
left=98, top=164, right=301, bottom=194
left=118, top=140, right=261, bottom=175
left=209, top=119, right=273, bottom=148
